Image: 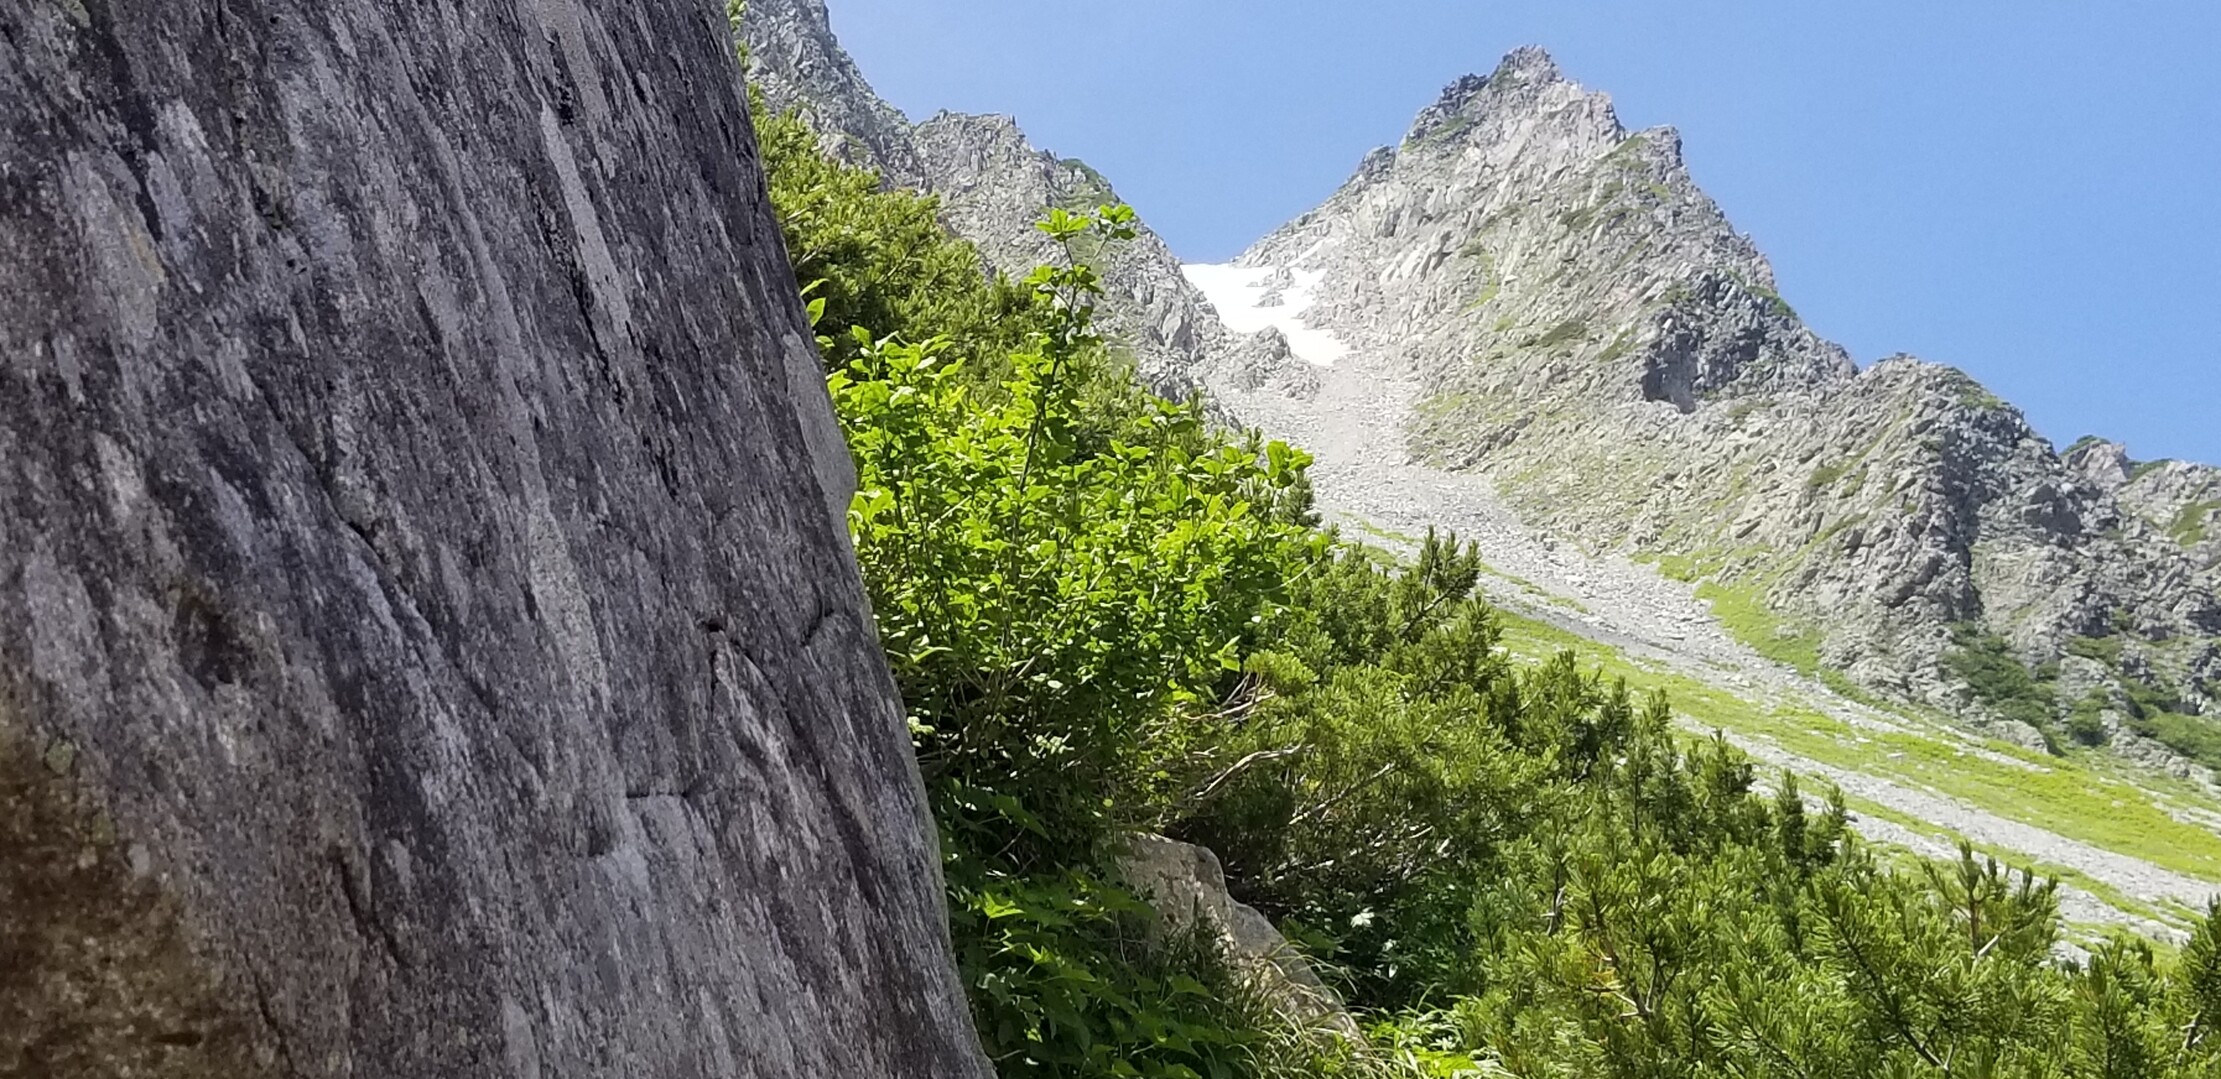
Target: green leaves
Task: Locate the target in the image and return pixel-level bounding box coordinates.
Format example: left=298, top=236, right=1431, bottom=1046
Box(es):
left=949, top=868, right=1261, bottom=1079
left=1038, top=202, right=1140, bottom=244
left=756, top=96, right=1058, bottom=379
left=828, top=207, right=1312, bottom=868
left=1038, top=207, right=1094, bottom=240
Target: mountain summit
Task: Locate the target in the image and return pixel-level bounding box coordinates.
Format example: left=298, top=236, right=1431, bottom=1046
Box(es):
left=1201, top=53, right=2221, bottom=754
left=742, top=7, right=2220, bottom=771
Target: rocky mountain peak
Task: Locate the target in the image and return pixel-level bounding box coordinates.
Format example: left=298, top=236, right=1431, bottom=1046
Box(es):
left=1406, top=73, right=1493, bottom=141
left=1405, top=46, right=1569, bottom=139
left=744, top=0, right=922, bottom=181
left=1498, top=44, right=1567, bottom=81
left=1197, top=47, right=2220, bottom=734
left=1401, top=47, right=1620, bottom=162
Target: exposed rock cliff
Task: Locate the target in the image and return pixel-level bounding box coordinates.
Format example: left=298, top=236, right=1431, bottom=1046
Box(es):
left=0, top=0, right=986, bottom=1074
left=1119, top=836, right=1360, bottom=1040
left=1194, top=49, right=2221, bottom=737
left=742, top=0, right=922, bottom=183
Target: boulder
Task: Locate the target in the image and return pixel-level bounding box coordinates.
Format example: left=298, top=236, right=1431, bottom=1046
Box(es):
left=1119, top=835, right=1361, bottom=1039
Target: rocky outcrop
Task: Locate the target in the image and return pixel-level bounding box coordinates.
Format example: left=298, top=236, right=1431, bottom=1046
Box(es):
left=1119, top=836, right=1359, bottom=1039
left=1214, top=328, right=1323, bottom=399
left=1192, top=48, right=2221, bottom=730
left=0, top=0, right=986, bottom=1075
left=741, top=0, right=1230, bottom=397
left=742, top=0, right=923, bottom=183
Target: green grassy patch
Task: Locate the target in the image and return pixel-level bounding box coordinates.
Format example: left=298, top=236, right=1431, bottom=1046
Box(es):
left=1597, top=328, right=1637, bottom=364
left=2131, top=459, right=2172, bottom=482
left=1752, top=285, right=1797, bottom=320
left=1696, top=579, right=1822, bottom=674
left=1532, top=319, right=1589, bottom=350
left=2066, top=634, right=2126, bottom=666
left=1488, top=608, right=2221, bottom=887
left=2169, top=499, right=2220, bottom=547
left=1346, top=518, right=1424, bottom=549
left=1806, top=460, right=1851, bottom=491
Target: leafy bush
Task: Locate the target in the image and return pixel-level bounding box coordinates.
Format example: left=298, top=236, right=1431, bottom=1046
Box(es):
left=2069, top=692, right=2113, bottom=747
left=2130, top=711, right=2221, bottom=771
left=833, top=210, right=1314, bottom=867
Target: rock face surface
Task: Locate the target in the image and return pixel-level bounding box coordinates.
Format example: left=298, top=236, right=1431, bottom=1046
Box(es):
left=0, top=0, right=987, bottom=1075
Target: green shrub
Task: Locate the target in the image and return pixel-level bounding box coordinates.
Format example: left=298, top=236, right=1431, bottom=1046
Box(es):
left=1943, top=625, right=2058, bottom=734
left=2068, top=693, right=2112, bottom=747
left=2067, top=634, right=2126, bottom=666
left=2171, top=500, right=2221, bottom=547
left=1806, top=460, right=1851, bottom=491
left=2129, top=711, right=2221, bottom=771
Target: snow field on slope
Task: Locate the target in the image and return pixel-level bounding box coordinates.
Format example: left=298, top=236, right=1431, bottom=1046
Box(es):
left=1181, top=263, right=1351, bottom=365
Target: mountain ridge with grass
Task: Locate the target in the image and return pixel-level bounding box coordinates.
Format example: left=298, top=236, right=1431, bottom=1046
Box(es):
left=1192, top=48, right=2221, bottom=771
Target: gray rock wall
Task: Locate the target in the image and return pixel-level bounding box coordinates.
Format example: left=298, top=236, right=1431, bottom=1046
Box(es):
left=0, top=0, right=987, bottom=1075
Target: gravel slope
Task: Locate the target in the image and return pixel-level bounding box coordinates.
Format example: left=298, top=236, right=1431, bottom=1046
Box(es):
left=1208, top=328, right=2217, bottom=936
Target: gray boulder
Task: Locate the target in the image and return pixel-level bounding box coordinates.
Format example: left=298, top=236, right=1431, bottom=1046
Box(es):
left=1119, top=835, right=1360, bottom=1039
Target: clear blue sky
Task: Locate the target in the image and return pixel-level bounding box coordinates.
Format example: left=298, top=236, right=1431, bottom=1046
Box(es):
left=827, top=1, right=2220, bottom=466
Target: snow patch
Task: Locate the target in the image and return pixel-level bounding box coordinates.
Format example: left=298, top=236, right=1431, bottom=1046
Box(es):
left=1181, top=262, right=1350, bottom=366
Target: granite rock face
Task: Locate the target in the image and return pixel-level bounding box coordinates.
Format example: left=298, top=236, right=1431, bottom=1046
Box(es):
left=0, top=0, right=987, bottom=1075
